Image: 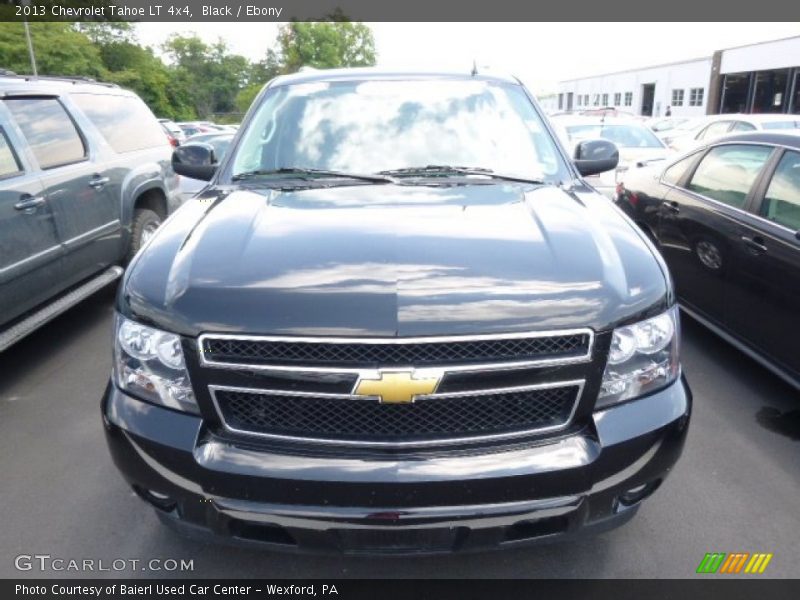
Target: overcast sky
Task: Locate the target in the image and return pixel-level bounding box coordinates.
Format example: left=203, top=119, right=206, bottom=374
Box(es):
left=136, top=22, right=800, bottom=92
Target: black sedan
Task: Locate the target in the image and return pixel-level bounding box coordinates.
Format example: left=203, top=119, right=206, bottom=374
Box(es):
left=616, top=132, right=800, bottom=390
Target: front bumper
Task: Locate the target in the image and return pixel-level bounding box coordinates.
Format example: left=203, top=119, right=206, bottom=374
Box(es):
left=102, top=375, right=691, bottom=554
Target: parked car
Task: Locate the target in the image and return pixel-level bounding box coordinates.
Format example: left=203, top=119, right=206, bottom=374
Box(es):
left=646, top=116, right=692, bottom=140
left=0, top=75, right=181, bottom=351
left=158, top=118, right=185, bottom=147
left=177, top=132, right=234, bottom=200
left=657, top=116, right=711, bottom=147
left=176, top=121, right=214, bottom=137
left=667, top=114, right=800, bottom=154
left=552, top=116, right=672, bottom=198
left=177, top=121, right=230, bottom=137
left=103, top=68, right=691, bottom=554
left=579, top=107, right=640, bottom=119
left=616, top=132, right=800, bottom=389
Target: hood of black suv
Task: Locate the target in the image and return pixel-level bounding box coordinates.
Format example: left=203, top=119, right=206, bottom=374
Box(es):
left=121, top=182, right=669, bottom=337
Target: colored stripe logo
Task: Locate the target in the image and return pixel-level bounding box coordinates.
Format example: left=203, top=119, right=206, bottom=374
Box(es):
left=696, top=553, right=773, bottom=574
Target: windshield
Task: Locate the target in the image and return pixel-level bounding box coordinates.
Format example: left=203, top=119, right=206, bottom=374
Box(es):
left=565, top=123, right=664, bottom=148
left=673, top=118, right=706, bottom=132
left=230, top=79, right=569, bottom=183
left=762, top=120, right=800, bottom=130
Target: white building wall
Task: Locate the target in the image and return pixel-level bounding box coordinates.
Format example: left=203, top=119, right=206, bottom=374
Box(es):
left=536, top=94, right=559, bottom=114
left=557, top=58, right=712, bottom=118
left=721, top=37, right=800, bottom=73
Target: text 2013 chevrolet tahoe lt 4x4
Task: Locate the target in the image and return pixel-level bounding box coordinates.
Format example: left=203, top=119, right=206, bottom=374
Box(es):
left=102, top=69, right=691, bottom=554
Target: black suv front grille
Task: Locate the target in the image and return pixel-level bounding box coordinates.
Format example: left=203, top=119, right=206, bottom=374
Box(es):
left=200, top=333, right=590, bottom=368
left=212, top=385, right=580, bottom=445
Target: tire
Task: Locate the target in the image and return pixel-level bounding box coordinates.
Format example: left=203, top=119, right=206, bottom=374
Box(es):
left=126, top=208, right=162, bottom=264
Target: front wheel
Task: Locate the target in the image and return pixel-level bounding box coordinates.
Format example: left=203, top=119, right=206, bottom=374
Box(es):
left=126, top=208, right=162, bottom=264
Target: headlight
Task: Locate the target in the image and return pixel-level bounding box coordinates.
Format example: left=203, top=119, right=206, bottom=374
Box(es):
left=597, top=306, right=680, bottom=408
left=114, top=315, right=198, bottom=414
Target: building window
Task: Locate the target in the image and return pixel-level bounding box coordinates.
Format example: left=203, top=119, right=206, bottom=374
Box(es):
left=614, top=92, right=621, bottom=106
left=721, top=73, right=751, bottom=113
left=584, top=94, right=589, bottom=105
left=689, top=88, right=705, bottom=107
left=671, top=89, right=684, bottom=106
left=601, top=93, right=609, bottom=106
left=558, top=94, right=564, bottom=110
left=753, top=69, right=790, bottom=113
left=593, top=94, right=600, bottom=106
left=624, top=92, right=633, bottom=106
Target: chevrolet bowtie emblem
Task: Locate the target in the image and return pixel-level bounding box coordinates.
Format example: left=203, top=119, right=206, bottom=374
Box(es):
left=354, top=371, right=441, bottom=404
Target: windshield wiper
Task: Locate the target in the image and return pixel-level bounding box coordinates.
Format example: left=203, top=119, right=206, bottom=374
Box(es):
left=231, top=167, right=398, bottom=184
left=378, top=165, right=546, bottom=185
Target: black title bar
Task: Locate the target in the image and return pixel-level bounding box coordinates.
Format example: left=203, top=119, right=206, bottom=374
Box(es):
left=1, top=0, right=798, bottom=22
left=5, top=579, right=800, bottom=600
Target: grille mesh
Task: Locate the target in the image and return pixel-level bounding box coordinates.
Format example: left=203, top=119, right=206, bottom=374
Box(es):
left=202, top=333, right=590, bottom=368
left=214, top=385, right=579, bottom=443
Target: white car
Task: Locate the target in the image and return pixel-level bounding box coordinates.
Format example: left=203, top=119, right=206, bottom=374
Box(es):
left=551, top=116, right=672, bottom=199
left=666, top=114, right=800, bottom=153
left=646, top=116, right=692, bottom=141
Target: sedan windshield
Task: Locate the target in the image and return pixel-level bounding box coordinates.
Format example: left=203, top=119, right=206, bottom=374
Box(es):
left=566, top=124, right=664, bottom=148
left=761, top=120, right=800, bottom=130
left=230, top=79, right=569, bottom=183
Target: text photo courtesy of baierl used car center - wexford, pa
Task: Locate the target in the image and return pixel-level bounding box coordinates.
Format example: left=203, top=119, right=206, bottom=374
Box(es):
left=0, top=2, right=799, bottom=598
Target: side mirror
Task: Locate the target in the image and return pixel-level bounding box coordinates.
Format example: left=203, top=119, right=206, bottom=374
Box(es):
left=172, top=143, right=217, bottom=181
left=573, top=139, right=619, bottom=177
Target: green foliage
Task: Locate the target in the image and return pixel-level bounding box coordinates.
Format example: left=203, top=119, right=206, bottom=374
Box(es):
left=0, top=17, right=376, bottom=122
left=161, top=35, right=250, bottom=118
left=235, top=83, right=264, bottom=114
left=74, top=22, right=136, bottom=46
left=100, top=43, right=195, bottom=120
left=0, top=22, right=104, bottom=77
left=271, top=16, right=377, bottom=76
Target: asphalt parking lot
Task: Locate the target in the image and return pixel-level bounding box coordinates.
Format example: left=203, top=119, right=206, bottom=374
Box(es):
left=0, top=286, right=798, bottom=579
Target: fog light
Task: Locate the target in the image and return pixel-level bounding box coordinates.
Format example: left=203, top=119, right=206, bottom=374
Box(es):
left=132, top=485, right=177, bottom=511
left=618, top=479, right=662, bottom=507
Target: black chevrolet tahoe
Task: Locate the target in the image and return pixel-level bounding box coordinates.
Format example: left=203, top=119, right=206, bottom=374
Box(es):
left=102, top=69, right=692, bottom=554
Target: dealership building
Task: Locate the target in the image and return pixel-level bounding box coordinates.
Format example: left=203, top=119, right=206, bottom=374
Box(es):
left=548, top=35, right=800, bottom=118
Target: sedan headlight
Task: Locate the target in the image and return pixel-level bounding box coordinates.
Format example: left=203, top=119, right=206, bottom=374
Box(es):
left=114, top=314, right=198, bottom=414
left=597, top=306, right=680, bottom=408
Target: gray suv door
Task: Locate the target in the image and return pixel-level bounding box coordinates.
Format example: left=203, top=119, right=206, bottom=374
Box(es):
left=3, top=96, right=120, bottom=288
left=0, top=113, right=62, bottom=326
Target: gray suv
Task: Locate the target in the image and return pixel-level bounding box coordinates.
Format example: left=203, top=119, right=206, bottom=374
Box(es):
left=0, top=75, right=180, bottom=351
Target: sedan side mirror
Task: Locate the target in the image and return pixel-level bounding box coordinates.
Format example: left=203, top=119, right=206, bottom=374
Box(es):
left=172, top=143, right=217, bottom=181
left=573, top=139, right=619, bottom=177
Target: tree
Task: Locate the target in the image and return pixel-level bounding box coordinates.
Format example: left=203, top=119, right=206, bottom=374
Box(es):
left=249, top=47, right=283, bottom=86
left=270, top=17, right=376, bottom=76
left=0, top=22, right=104, bottom=77
left=161, top=35, right=250, bottom=118
left=0, top=18, right=377, bottom=123
left=235, top=83, right=263, bottom=114
left=100, top=42, right=195, bottom=119
left=74, top=22, right=136, bottom=46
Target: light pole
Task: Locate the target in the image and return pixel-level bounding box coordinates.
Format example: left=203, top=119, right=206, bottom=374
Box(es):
left=21, top=0, right=38, bottom=76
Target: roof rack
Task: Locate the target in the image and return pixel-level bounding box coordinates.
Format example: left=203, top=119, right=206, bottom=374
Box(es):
left=0, top=73, right=118, bottom=88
